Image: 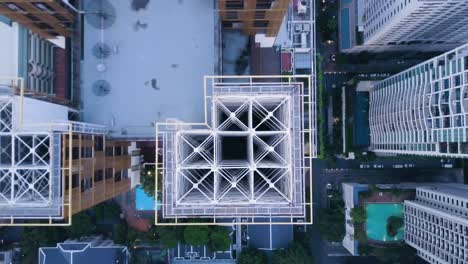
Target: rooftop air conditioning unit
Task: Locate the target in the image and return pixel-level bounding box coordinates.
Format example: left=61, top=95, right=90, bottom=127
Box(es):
left=298, top=0, right=307, bottom=14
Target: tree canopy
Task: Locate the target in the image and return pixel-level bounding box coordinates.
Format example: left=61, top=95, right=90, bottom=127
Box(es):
left=272, top=243, right=313, bottom=264
left=350, top=206, right=366, bottom=225
left=158, top=226, right=182, bottom=248
left=140, top=166, right=156, bottom=197
left=209, top=226, right=231, bottom=252
left=386, top=216, right=404, bottom=237
left=66, top=212, right=95, bottom=239
left=317, top=191, right=345, bottom=242
left=237, top=248, right=268, bottom=264
left=184, top=225, right=210, bottom=246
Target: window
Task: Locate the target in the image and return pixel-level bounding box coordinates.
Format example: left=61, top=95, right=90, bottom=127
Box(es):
left=72, top=174, right=79, bottom=188
left=226, top=0, right=243, bottom=9
left=105, top=168, right=113, bottom=179
left=80, top=178, right=93, bottom=192
left=256, top=0, right=272, bottom=9
left=254, top=20, right=269, bottom=28
left=114, top=171, right=122, bottom=182
left=72, top=147, right=80, bottom=160
left=255, top=10, right=266, bottom=19
left=115, top=146, right=122, bottom=156
left=94, top=136, right=104, bottom=151
left=94, top=170, right=104, bottom=182
left=65, top=175, right=69, bottom=190
left=226, top=11, right=237, bottom=19
left=81, top=147, right=93, bottom=158
left=105, top=147, right=114, bottom=156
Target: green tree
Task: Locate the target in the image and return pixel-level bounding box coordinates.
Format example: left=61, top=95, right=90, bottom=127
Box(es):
left=350, top=206, right=366, bottom=225
left=237, top=248, right=268, bottom=264
left=272, top=243, right=313, bottom=264
left=20, top=227, right=67, bottom=264
left=140, top=166, right=156, bottom=197
left=317, top=208, right=345, bottom=242
left=386, top=216, right=404, bottom=237
left=112, top=220, right=128, bottom=245
left=209, top=226, right=231, bottom=252
left=184, top=225, right=209, bottom=246
left=158, top=226, right=181, bottom=248
left=353, top=226, right=367, bottom=242
left=67, top=212, right=95, bottom=239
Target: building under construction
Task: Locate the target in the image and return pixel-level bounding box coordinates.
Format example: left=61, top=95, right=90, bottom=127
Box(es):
left=0, top=77, right=139, bottom=225
left=156, top=76, right=316, bottom=225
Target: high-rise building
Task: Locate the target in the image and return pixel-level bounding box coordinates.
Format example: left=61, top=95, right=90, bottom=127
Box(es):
left=404, top=184, right=468, bottom=264
left=340, top=0, right=468, bottom=52
left=369, top=43, right=468, bottom=157
left=155, top=75, right=316, bottom=225
left=0, top=20, right=68, bottom=100
left=218, top=0, right=290, bottom=37
left=0, top=77, right=139, bottom=225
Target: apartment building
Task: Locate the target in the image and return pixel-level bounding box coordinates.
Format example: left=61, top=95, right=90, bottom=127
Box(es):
left=340, top=0, right=468, bottom=52
left=369, top=43, right=468, bottom=157
left=0, top=0, right=75, bottom=39
left=218, top=0, right=290, bottom=37
left=404, top=184, right=468, bottom=264
left=0, top=78, right=138, bottom=225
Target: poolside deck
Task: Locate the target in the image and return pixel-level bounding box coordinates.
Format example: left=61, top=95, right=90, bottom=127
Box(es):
left=118, top=189, right=152, bottom=232
left=81, top=0, right=217, bottom=138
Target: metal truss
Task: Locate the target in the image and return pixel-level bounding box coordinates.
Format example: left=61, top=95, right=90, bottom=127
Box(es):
left=155, top=75, right=316, bottom=226
left=0, top=77, right=106, bottom=226
left=176, top=95, right=292, bottom=206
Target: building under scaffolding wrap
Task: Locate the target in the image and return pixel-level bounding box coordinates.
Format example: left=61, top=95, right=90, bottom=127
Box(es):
left=156, top=75, right=316, bottom=225
left=0, top=77, right=137, bottom=226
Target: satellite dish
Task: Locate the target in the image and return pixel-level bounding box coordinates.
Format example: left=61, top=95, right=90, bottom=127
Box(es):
left=85, top=0, right=116, bottom=29
left=92, top=42, right=111, bottom=59
left=93, top=80, right=111, bottom=96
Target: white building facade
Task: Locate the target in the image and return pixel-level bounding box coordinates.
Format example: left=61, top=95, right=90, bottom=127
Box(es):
left=404, top=184, right=468, bottom=264
left=369, top=43, right=468, bottom=157
left=363, top=0, right=468, bottom=47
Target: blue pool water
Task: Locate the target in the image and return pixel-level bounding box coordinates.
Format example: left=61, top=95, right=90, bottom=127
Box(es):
left=135, top=186, right=160, bottom=211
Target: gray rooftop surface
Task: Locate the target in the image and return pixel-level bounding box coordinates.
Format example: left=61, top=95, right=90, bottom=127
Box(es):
left=39, top=243, right=129, bottom=264
left=81, top=0, right=216, bottom=138
left=247, top=218, right=294, bottom=250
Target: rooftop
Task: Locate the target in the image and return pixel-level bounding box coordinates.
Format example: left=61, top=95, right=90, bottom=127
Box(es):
left=39, top=241, right=129, bottom=264
left=157, top=76, right=314, bottom=223
left=80, top=0, right=218, bottom=138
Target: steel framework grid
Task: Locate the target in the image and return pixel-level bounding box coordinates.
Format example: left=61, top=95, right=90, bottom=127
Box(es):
left=0, top=77, right=106, bottom=226
left=155, top=75, right=316, bottom=226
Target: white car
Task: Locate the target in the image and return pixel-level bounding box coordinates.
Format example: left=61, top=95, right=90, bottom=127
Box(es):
left=392, top=164, right=404, bottom=169
left=442, top=164, right=453, bottom=168
left=360, top=164, right=370, bottom=169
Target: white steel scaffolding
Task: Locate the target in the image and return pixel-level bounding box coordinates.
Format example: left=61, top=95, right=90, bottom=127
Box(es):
left=0, top=77, right=106, bottom=225
left=155, top=75, right=316, bottom=225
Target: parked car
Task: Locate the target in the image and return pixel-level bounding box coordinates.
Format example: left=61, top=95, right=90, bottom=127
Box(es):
left=392, top=164, right=404, bottom=169
left=442, top=164, right=453, bottom=168
left=360, top=164, right=370, bottom=169
left=404, top=164, right=415, bottom=168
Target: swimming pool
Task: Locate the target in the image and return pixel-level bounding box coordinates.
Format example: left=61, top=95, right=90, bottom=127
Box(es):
left=135, top=186, right=161, bottom=211
left=366, top=203, right=404, bottom=242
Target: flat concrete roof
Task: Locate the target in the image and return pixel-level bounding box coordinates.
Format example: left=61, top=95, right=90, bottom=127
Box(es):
left=81, top=0, right=216, bottom=138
